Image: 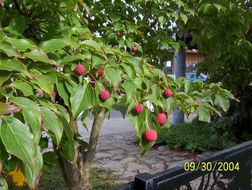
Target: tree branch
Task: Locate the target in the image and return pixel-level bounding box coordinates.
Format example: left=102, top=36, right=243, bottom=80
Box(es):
left=13, top=0, right=22, bottom=15
left=84, top=108, right=109, bottom=167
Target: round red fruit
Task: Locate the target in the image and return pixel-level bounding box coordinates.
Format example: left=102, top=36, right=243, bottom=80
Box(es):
left=195, top=100, right=202, bottom=106
left=144, top=129, right=157, bottom=142
left=163, top=89, right=173, bottom=98
left=99, top=90, right=110, bottom=101
left=116, top=32, right=121, bottom=37
left=134, top=104, right=144, bottom=114
left=97, top=67, right=104, bottom=77
left=74, top=63, right=85, bottom=76
left=131, top=47, right=138, bottom=52
left=156, top=113, right=166, bottom=125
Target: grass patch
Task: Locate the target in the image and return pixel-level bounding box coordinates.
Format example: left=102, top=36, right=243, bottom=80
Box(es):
left=157, top=121, right=236, bottom=153
left=90, top=168, right=121, bottom=190
left=7, top=164, right=121, bottom=190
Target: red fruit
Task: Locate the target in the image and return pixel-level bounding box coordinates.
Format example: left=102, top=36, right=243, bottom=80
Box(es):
left=156, top=113, right=166, bottom=125
left=195, top=100, right=202, bottom=106
left=131, top=47, right=138, bottom=52
left=116, top=32, right=121, bottom=37
left=134, top=104, right=144, bottom=114
left=99, top=90, right=110, bottom=101
left=74, top=63, right=85, bottom=76
left=163, top=89, right=173, bottom=98
left=144, top=129, right=157, bottom=142
left=97, top=67, right=104, bottom=77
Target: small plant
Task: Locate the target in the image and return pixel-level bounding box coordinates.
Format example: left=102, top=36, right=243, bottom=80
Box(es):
left=157, top=121, right=237, bottom=153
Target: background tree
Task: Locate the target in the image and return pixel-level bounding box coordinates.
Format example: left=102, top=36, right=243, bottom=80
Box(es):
left=84, top=0, right=195, bottom=68
left=0, top=0, right=234, bottom=190
left=183, top=0, right=252, bottom=140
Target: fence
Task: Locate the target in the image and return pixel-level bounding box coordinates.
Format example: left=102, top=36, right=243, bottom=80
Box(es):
left=114, top=140, right=252, bottom=190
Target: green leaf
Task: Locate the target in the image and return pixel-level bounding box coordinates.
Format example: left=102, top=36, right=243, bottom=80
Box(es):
left=184, top=80, right=192, bottom=94
left=12, top=80, right=34, bottom=96
left=0, top=102, right=20, bottom=116
left=8, top=15, right=28, bottom=34
left=121, top=64, right=134, bottom=78
left=43, top=151, right=57, bottom=165
left=24, top=49, right=53, bottom=64
left=180, top=13, right=188, bottom=24
left=153, top=69, right=165, bottom=78
left=10, top=97, right=42, bottom=144
left=92, top=55, right=106, bottom=68
left=59, top=138, right=75, bottom=161
left=59, top=54, right=89, bottom=65
left=20, top=151, right=43, bottom=188
left=31, top=72, right=54, bottom=95
left=104, top=67, right=121, bottom=86
left=5, top=37, right=34, bottom=52
left=41, top=39, right=70, bottom=53
left=128, top=111, right=146, bottom=139
left=0, top=178, right=8, bottom=190
left=122, top=80, right=136, bottom=104
left=0, top=42, right=19, bottom=57
left=0, top=71, right=11, bottom=87
left=81, top=110, right=89, bottom=130
left=114, top=96, right=127, bottom=118
left=41, top=107, right=63, bottom=145
left=56, top=79, right=70, bottom=107
left=70, top=83, right=94, bottom=119
left=0, top=59, right=29, bottom=75
left=132, top=78, right=142, bottom=89
left=196, top=106, right=211, bottom=122
left=0, top=117, right=41, bottom=175
left=80, top=40, right=102, bottom=51
left=214, top=94, right=230, bottom=112
left=56, top=112, right=73, bottom=141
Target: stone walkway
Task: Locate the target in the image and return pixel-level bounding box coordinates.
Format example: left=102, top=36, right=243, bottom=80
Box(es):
left=92, top=132, right=207, bottom=183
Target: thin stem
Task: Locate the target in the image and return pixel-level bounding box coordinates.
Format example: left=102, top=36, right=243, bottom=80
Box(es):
left=133, top=96, right=138, bottom=104
left=145, top=111, right=150, bottom=130
left=0, top=160, right=2, bottom=177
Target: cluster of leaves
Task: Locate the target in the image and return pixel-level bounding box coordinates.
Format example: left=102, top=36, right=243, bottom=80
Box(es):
left=184, top=0, right=252, bottom=94
left=84, top=0, right=196, bottom=68
left=0, top=0, right=235, bottom=189
left=157, top=121, right=236, bottom=153
left=182, top=0, right=252, bottom=138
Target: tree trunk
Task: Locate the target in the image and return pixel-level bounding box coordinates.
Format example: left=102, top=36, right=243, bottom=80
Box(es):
left=57, top=108, right=109, bottom=190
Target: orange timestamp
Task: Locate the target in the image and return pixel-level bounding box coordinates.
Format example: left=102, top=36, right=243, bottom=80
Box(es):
left=184, top=161, right=240, bottom=172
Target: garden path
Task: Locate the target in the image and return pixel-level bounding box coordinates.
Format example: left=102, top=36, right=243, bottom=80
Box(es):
left=79, top=110, right=206, bottom=184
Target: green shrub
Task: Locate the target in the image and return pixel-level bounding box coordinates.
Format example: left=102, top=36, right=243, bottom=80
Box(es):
left=157, top=121, right=237, bottom=153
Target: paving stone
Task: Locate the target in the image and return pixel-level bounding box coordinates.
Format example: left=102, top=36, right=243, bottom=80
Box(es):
left=107, top=149, right=125, bottom=155
left=111, top=154, right=125, bottom=161
left=172, top=156, right=184, bottom=161
left=120, top=157, right=138, bottom=165
left=141, top=159, right=159, bottom=165
left=158, top=146, right=169, bottom=152
left=151, top=163, right=166, bottom=171
left=137, top=167, right=153, bottom=174
left=102, top=161, right=123, bottom=170
left=95, top=152, right=112, bottom=159
left=126, top=162, right=149, bottom=172
left=157, top=155, right=173, bottom=162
